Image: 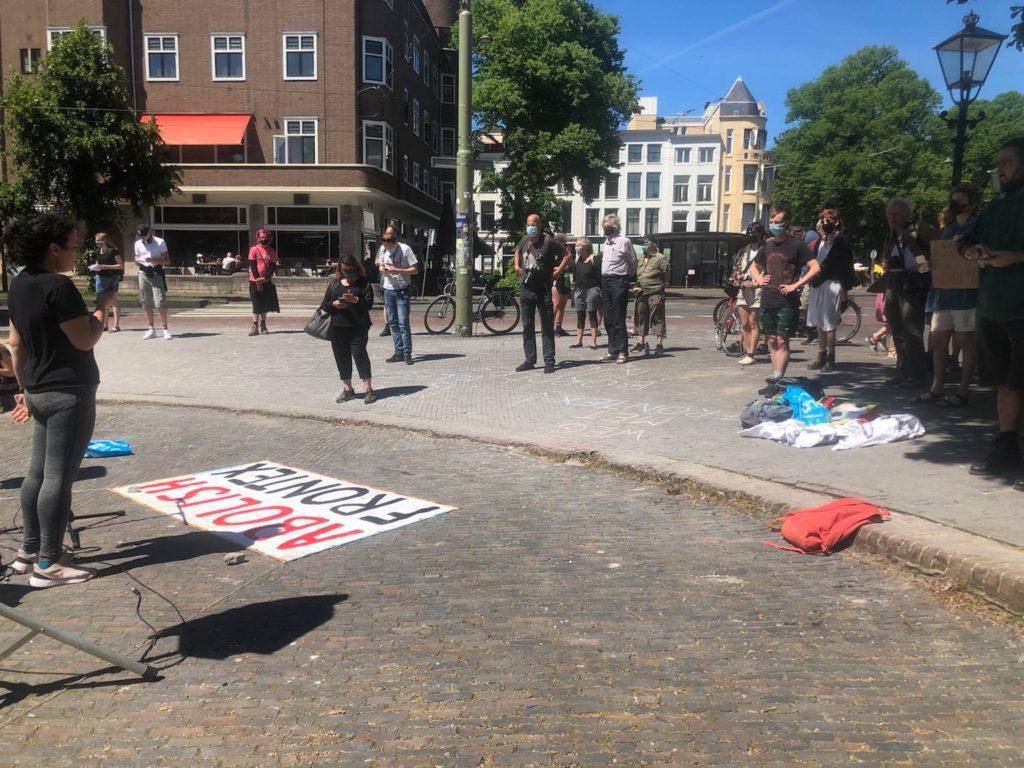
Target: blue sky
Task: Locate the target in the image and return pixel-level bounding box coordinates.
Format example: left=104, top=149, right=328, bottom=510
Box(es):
left=598, top=0, right=1024, bottom=146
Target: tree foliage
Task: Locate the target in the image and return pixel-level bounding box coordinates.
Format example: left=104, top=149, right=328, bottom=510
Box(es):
left=943, top=91, right=1024, bottom=189
left=0, top=21, right=179, bottom=232
left=469, top=0, right=639, bottom=237
left=770, top=46, right=950, bottom=256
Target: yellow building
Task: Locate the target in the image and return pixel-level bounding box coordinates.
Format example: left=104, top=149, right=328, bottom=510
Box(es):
left=702, top=77, right=769, bottom=233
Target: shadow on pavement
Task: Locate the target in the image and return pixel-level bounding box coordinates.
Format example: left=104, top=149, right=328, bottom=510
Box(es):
left=77, top=530, right=241, bottom=574
left=370, top=385, right=428, bottom=399
left=168, top=332, right=220, bottom=339
left=75, top=465, right=108, bottom=482
left=413, top=353, right=465, bottom=362
left=0, top=667, right=155, bottom=709
left=154, top=594, right=348, bottom=658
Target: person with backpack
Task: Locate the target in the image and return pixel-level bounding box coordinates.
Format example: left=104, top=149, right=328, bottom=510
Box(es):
left=805, top=209, right=855, bottom=372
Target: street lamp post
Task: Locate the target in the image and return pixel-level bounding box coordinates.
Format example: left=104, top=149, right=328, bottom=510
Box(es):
left=454, top=1, right=474, bottom=336
left=933, top=12, right=1007, bottom=185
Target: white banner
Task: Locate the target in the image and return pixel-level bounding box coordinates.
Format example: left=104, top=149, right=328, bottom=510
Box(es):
left=114, top=461, right=455, bottom=562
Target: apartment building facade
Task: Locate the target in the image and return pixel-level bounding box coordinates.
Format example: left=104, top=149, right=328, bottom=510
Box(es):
left=0, top=0, right=458, bottom=267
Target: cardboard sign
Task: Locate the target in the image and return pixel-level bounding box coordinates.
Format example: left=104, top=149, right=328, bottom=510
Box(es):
left=114, top=461, right=455, bottom=562
left=929, top=239, right=979, bottom=290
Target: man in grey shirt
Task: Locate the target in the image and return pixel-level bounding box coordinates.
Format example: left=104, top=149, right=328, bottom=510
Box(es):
left=600, top=214, right=637, bottom=363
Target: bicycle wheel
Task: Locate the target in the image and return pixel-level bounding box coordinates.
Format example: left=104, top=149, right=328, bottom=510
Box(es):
left=424, top=296, right=455, bottom=334
left=837, top=299, right=861, bottom=343
left=408, top=283, right=421, bottom=300
left=713, top=297, right=730, bottom=327
left=717, top=305, right=744, bottom=356
left=480, top=294, right=520, bottom=335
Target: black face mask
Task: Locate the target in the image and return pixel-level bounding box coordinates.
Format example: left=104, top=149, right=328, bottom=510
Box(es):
left=603, top=226, right=616, bottom=236
left=342, top=270, right=358, bottom=280
left=948, top=201, right=965, bottom=216
left=822, top=221, right=837, bottom=234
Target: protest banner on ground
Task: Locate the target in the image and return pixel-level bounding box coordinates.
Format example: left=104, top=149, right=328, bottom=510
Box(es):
left=929, top=239, right=979, bottom=289
left=114, top=461, right=455, bottom=561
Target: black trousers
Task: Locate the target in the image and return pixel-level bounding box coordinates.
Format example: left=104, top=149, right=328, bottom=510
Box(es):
left=330, top=325, right=372, bottom=381
left=602, top=275, right=630, bottom=356
left=885, top=285, right=927, bottom=383
left=519, top=282, right=555, bottom=366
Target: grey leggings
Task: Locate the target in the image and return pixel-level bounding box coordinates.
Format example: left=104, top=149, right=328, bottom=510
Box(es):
left=21, top=387, right=97, bottom=562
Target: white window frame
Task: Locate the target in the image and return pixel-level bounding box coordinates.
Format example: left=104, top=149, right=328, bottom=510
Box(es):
left=363, top=120, right=393, bottom=174
left=724, top=166, right=731, bottom=194
left=361, top=35, right=393, bottom=89
left=412, top=160, right=421, bottom=189
left=47, top=26, right=106, bottom=50
left=283, top=33, right=317, bottom=81
left=423, top=49, right=430, bottom=86
left=144, top=33, right=179, bottom=82
left=403, top=154, right=410, bottom=183
left=274, top=117, right=319, bottom=164
left=675, top=147, right=690, bottom=163
left=441, top=73, right=455, bottom=103
left=412, top=98, right=420, bottom=137
left=211, top=34, right=245, bottom=81
left=441, top=127, right=455, bottom=157
left=412, top=35, right=421, bottom=75
left=725, top=129, right=733, bottom=155
left=698, top=147, right=715, bottom=164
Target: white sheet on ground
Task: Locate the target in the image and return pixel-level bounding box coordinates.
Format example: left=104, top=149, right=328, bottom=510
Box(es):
left=740, top=414, right=925, bottom=450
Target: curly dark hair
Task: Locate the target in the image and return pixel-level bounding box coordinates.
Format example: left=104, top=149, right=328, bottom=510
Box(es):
left=4, top=212, right=78, bottom=270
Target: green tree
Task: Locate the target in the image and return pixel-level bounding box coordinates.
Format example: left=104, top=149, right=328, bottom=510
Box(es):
left=0, top=21, right=179, bottom=235
left=470, top=0, right=639, bottom=238
left=941, top=91, right=1024, bottom=190
left=770, top=46, right=948, bottom=256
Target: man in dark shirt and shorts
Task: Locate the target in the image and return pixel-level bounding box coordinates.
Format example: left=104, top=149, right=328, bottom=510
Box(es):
left=514, top=213, right=569, bottom=373
left=748, top=204, right=820, bottom=381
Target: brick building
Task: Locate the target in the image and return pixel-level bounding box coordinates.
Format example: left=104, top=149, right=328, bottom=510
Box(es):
left=0, top=0, right=458, bottom=270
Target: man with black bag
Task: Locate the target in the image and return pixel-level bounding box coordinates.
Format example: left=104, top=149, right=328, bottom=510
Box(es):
left=513, top=213, right=568, bottom=374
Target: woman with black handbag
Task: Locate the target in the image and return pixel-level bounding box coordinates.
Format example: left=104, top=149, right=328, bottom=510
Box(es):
left=806, top=209, right=855, bottom=371
left=322, top=253, right=376, bottom=404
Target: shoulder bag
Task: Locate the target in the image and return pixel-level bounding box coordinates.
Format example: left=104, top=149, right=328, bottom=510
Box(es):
left=305, top=307, right=332, bottom=340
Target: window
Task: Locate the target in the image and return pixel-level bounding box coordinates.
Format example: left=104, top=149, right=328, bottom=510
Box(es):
left=212, top=35, right=245, bottom=80
left=697, top=175, right=713, bottom=202
left=561, top=202, right=573, bottom=233
left=412, top=36, right=420, bottom=74
left=412, top=160, right=420, bottom=189
left=722, top=204, right=731, bottom=232
left=284, top=33, right=316, bottom=80
left=724, top=167, right=731, bottom=194
left=672, top=211, right=688, bottom=233
left=743, top=164, right=758, bottom=192
left=403, top=88, right=409, bottom=124
left=604, top=208, right=619, bottom=222
left=362, top=36, right=392, bottom=88
left=432, top=121, right=440, bottom=154
left=363, top=121, right=393, bottom=173
left=423, top=167, right=429, bottom=192
left=673, top=175, right=689, bottom=203
left=725, top=129, right=733, bottom=155
left=441, top=128, right=455, bottom=156
left=742, top=203, right=756, bottom=231
left=423, top=50, right=430, bottom=85
left=695, top=211, right=712, bottom=232
left=627, top=173, right=641, bottom=200
left=412, top=98, right=420, bottom=136
left=647, top=144, right=661, bottom=164
left=646, top=172, right=660, bottom=199
left=403, top=154, right=410, bottom=183
left=698, top=147, right=715, bottom=163
left=605, top=174, right=620, bottom=199
left=675, top=148, right=690, bottom=163
left=423, top=111, right=432, bottom=146
left=585, top=208, right=600, bottom=236
left=19, top=48, right=40, bottom=73
left=627, top=144, right=642, bottom=163
left=644, top=209, right=659, bottom=235
left=274, top=118, right=318, bottom=164
left=145, top=34, right=179, bottom=81
left=626, top=208, right=641, bottom=236
left=743, top=128, right=753, bottom=150
left=432, top=64, right=439, bottom=98
left=47, top=27, right=106, bottom=50
left=442, top=182, right=455, bottom=204
left=442, top=74, right=455, bottom=103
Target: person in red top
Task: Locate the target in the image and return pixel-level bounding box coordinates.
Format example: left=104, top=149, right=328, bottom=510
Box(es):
left=248, top=228, right=280, bottom=335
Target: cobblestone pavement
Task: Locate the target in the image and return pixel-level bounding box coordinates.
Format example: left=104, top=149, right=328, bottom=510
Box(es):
left=2, top=405, right=1024, bottom=767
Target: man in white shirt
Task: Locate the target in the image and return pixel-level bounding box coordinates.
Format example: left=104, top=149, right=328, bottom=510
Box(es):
left=133, top=225, right=172, bottom=339
left=599, top=214, right=638, bottom=363
left=376, top=224, right=419, bottom=364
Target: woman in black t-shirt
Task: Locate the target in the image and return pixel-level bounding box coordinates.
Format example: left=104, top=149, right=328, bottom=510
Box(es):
left=6, top=213, right=112, bottom=588
left=91, top=232, right=124, bottom=331
left=322, top=253, right=376, bottom=404
left=570, top=239, right=602, bottom=349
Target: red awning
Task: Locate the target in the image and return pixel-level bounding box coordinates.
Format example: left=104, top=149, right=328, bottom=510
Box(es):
left=141, top=114, right=251, bottom=145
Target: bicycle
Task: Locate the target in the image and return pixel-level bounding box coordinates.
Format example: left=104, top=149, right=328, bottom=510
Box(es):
left=424, top=276, right=521, bottom=335
left=713, top=290, right=744, bottom=356
left=715, top=293, right=861, bottom=343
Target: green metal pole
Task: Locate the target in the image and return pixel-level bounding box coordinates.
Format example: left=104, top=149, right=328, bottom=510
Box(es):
left=454, top=2, right=474, bottom=336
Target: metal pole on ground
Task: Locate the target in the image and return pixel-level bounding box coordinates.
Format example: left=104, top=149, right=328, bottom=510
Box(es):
left=454, top=1, right=474, bottom=336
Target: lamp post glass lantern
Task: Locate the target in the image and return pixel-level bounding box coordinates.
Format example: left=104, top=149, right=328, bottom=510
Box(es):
left=933, top=12, right=1008, bottom=184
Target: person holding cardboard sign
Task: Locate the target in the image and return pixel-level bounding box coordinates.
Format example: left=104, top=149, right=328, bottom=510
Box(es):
left=917, top=182, right=982, bottom=407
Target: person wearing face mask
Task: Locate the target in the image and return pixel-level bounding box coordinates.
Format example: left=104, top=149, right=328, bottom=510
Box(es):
left=599, top=214, right=638, bottom=364
left=323, top=253, right=376, bottom=404
left=247, top=228, right=280, bottom=336
left=916, top=182, right=982, bottom=407
left=959, top=137, right=1024, bottom=485
left=376, top=224, right=419, bottom=365
left=732, top=221, right=766, bottom=366
left=133, top=224, right=173, bottom=339
left=882, top=198, right=938, bottom=389
left=747, top=204, right=820, bottom=382
left=805, top=209, right=855, bottom=372
left=631, top=239, right=670, bottom=356
left=513, top=213, right=569, bottom=373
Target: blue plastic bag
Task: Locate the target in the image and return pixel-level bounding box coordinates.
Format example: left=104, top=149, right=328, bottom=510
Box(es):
left=780, top=386, right=831, bottom=426
left=85, top=439, right=133, bottom=458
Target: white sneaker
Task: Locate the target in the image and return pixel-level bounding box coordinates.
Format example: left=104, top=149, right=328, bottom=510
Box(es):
left=162, top=328, right=173, bottom=340
left=142, top=328, right=156, bottom=340
left=737, top=354, right=756, bottom=366
left=29, top=559, right=96, bottom=588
